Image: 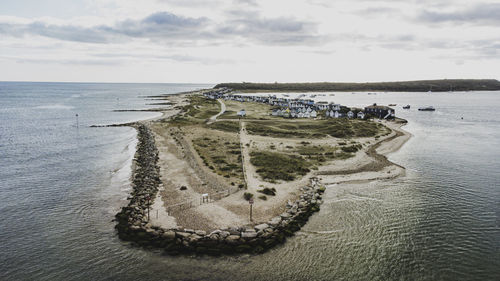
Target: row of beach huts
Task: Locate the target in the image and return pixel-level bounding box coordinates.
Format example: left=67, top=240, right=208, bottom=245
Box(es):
left=203, top=88, right=395, bottom=120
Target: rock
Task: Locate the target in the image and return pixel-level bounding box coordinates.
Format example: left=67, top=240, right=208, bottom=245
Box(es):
left=162, top=231, right=176, bottom=240
left=195, top=230, right=206, bottom=236
left=281, top=212, right=291, bottom=219
left=188, top=234, right=202, bottom=242
left=226, top=235, right=241, bottom=244
left=227, top=228, right=240, bottom=235
left=176, top=232, right=191, bottom=239
left=184, top=229, right=194, bottom=233
left=269, top=216, right=282, bottom=226
left=311, top=199, right=317, bottom=205
left=209, top=233, right=220, bottom=241
left=219, top=231, right=230, bottom=238
left=241, top=231, right=257, bottom=239
left=254, top=223, right=269, bottom=232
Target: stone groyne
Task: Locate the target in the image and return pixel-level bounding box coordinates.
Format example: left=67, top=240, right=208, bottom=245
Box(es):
left=115, top=123, right=326, bottom=255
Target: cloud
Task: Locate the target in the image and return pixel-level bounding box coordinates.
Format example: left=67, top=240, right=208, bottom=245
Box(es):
left=218, top=10, right=321, bottom=45
left=0, top=9, right=321, bottom=46
left=417, top=3, right=500, bottom=25
left=0, top=11, right=208, bottom=44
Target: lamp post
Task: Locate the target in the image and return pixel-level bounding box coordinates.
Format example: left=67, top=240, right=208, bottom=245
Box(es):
left=249, top=198, right=254, bottom=222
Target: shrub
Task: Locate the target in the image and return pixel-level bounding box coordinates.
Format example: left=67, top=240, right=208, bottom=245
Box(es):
left=257, top=187, right=276, bottom=196
left=243, top=192, right=254, bottom=201
left=258, top=195, right=267, bottom=201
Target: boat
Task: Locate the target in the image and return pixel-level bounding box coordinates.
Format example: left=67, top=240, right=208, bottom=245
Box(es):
left=403, top=105, right=410, bottom=109
left=329, top=93, right=335, bottom=96
left=389, top=104, right=397, bottom=106
left=418, top=106, right=435, bottom=111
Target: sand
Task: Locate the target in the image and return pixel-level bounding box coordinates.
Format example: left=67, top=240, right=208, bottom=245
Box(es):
left=142, top=93, right=412, bottom=232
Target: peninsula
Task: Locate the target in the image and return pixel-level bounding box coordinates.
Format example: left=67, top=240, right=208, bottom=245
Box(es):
left=113, top=87, right=411, bottom=255
left=215, top=79, right=500, bottom=92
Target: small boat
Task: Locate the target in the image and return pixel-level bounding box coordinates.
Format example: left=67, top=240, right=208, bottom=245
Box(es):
left=403, top=105, right=410, bottom=109
left=329, top=93, right=335, bottom=96
left=418, top=106, right=435, bottom=111
left=389, top=104, right=397, bottom=106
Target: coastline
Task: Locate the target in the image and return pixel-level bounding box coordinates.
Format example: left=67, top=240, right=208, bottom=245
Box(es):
left=110, top=90, right=412, bottom=256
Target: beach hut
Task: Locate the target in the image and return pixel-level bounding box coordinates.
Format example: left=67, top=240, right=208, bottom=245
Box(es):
left=347, top=111, right=354, bottom=118
left=311, top=110, right=317, bottom=118
left=237, top=109, right=246, bottom=117
left=357, top=112, right=365, bottom=119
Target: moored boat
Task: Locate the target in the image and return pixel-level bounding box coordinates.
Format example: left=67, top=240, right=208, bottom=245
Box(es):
left=418, top=106, right=435, bottom=111
left=403, top=105, right=410, bottom=109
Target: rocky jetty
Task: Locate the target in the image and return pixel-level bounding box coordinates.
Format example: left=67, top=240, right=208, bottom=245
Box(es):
left=114, top=123, right=326, bottom=255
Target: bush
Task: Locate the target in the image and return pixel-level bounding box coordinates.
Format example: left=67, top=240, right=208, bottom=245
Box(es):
left=243, top=192, right=254, bottom=201
left=238, top=184, right=245, bottom=188
left=258, top=195, right=267, bottom=201
left=341, top=144, right=362, bottom=153
left=257, top=187, right=276, bottom=196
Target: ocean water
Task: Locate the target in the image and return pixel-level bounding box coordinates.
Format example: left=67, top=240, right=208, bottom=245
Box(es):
left=0, top=84, right=499, bottom=281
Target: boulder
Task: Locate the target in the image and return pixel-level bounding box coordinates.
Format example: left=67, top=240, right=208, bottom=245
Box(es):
left=241, top=231, right=258, bottom=239
left=162, top=231, right=176, bottom=240
left=195, top=230, right=206, bottom=236
left=176, top=232, right=191, bottom=239
left=254, top=223, right=269, bottom=232
left=226, top=235, right=241, bottom=244
left=268, top=217, right=282, bottom=226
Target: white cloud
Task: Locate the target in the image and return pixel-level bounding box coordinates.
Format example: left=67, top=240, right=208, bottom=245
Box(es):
left=0, top=0, right=498, bottom=82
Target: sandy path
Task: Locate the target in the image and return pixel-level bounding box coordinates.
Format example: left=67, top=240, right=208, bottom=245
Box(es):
left=207, top=99, right=226, bottom=124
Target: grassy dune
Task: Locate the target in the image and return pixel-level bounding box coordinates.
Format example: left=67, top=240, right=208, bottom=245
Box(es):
left=215, top=79, right=500, bottom=92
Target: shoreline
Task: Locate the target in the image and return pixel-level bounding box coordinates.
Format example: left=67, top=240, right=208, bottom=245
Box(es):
left=109, top=90, right=412, bottom=256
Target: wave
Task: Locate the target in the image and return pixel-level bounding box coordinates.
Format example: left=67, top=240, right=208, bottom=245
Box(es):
left=34, top=104, right=75, bottom=110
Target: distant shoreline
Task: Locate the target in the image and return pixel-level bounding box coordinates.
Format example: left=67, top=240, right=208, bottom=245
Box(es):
left=215, top=79, right=500, bottom=92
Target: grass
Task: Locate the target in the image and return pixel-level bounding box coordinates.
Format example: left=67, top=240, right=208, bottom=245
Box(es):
left=250, top=151, right=311, bottom=182
left=215, top=79, right=500, bottom=92
left=291, top=144, right=356, bottom=164
left=207, top=121, right=240, bottom=133
left=192, top=136, right=243, bottom=183
left=245, top=119, right=385, bottom=139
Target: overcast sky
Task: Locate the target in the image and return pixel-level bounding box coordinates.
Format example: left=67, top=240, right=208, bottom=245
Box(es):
left=0, top=0, right=499, bottom=83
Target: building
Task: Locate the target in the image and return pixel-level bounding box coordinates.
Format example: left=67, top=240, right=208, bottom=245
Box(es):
left=364, top=103, right=395, bottom=119
left=237, top=109, right=246, bottom=117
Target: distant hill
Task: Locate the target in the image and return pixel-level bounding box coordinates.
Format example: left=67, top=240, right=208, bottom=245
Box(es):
left=214, top=79, right=500, bottom=92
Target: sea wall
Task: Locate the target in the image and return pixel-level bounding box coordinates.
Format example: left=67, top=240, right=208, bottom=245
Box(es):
left=115, top=123, right=326, bottom=255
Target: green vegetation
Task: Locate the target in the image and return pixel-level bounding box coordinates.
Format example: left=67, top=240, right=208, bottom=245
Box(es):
left=243, top=192, right=254, bottom=201
left=340, top=144, right=362, bottom=153
left=246, top=119, right=384, bottom=139
left=215, top=79, right=500, bottom=92
left=182, top=95, right=219, bottom=119
left=250, top=151, right=311, bottom=182
left=258, top=195, right=267, bottom=201
left=207, top=121, right=240, bottom=133
left=257, top=187, right=277, bottom=196
left=192, top=136, right=243, bottom=183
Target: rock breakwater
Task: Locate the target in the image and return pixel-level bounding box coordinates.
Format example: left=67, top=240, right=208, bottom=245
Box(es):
left=114, top=123, right=326, bottom=255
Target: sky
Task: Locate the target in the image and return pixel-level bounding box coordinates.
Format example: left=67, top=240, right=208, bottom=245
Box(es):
left=0, top=0, right=499, bottom=83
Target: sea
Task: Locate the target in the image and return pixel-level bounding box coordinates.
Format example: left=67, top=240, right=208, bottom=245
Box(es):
left=0, top=82, right=499, bottom=281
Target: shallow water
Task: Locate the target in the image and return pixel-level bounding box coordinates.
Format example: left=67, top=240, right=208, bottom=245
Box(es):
left=1, top=85, right=499, bottom=280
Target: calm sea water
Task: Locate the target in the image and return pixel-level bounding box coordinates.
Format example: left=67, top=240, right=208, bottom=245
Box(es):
left=0, top=84, right=499, bottom=281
